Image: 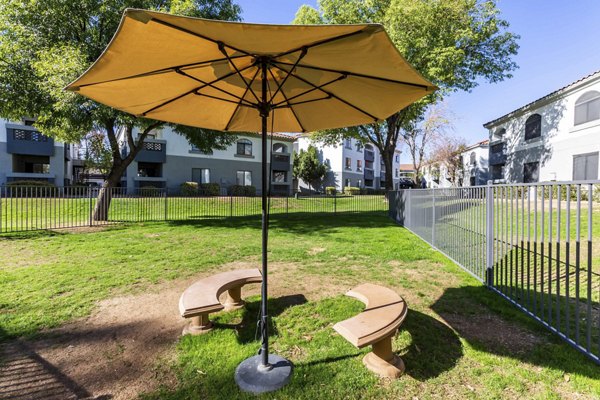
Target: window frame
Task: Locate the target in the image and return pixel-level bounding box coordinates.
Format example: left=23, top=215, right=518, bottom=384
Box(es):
left=523, top=161, right=539, bottom=183
left=524, top=114, right=542, bottom=141
left=574, top=91, right=600, bottom=126
left=236, top=170, right=252, bottom=186
left=236, top=139, right=253, bottom=156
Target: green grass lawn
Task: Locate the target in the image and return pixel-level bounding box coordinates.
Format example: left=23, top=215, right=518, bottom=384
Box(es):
left=1, top=213, right=599, bottom=399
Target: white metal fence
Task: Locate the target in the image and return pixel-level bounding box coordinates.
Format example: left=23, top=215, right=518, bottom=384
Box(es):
left=389, top=182, right=600, bottom=365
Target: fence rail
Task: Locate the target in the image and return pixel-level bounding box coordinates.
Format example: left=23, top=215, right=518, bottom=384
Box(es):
left=389, top=182, right=600, bottom=365
left=0, top=186, right=387, bottom=234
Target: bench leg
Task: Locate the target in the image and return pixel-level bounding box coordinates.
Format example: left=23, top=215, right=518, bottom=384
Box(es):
left=223, top=286, right=245, bottom=311
left=182, top=313, right=213, bottom=335
left=362, top=335, right=405, bottom=378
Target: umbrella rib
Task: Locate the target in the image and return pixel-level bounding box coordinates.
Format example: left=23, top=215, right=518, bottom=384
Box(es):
left=272, top=96, right=331, bottom=108
left=151, top=18, right=254, bottom=57
left=140, top=64, right=256, bottom=116
left=71, top=55, right=250, bottom=89
left=274, top=29, right=369, bottom=59
left=217, top=45, right=261, bottom=104
left=270, top=74, right=346, bottom=108
left=273, top=60, right=431, bottom=90
left=270, top=63, right=379, bottom=122
left=224, top=67, right=262, bottom=131
left=194, top=91, right=254, bottom=106
left=267, top=48, right=307, bottom=104
left=175, top=69, right=256, bottom=107
left=267, top=67, right=306, bottom=133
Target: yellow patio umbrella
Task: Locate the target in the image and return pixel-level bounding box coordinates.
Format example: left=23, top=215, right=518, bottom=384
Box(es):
left=67, top=8, right=436, bottom=393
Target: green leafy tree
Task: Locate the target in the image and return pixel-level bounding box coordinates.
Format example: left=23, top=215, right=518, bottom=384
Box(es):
left=293, top=145, right=328, bottom=193
left=0, top=0, right=242, bottom=219
left=82, top=130, right=113, bottom=181
left=293, top=0, right=519, bottom=190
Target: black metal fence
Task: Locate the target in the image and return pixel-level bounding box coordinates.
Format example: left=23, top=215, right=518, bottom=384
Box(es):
left=389, top=182, right=600, bottom=365
left=0, top=186, right=388, bottom=234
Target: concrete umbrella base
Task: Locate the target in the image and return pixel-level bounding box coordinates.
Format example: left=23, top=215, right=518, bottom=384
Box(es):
left=234, top=354, right=293, bottom=394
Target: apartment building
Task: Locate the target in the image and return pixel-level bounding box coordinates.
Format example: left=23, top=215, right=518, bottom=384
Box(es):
left=484, top=70, right=600, bottom=183
left=294, top=135, right=402, bottom=191
left=461, top=139, right=489, bottom=186
left=0, top=118, right=78, bottom=186
left=118, top=126, right=295, bottom=195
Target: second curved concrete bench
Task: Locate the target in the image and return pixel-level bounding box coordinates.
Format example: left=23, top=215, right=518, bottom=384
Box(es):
left=333, top=283, right=408, bottom=378
left=179, top=269, right=262, bottom=335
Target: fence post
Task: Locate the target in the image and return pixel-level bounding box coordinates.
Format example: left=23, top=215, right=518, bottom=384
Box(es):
left=431, top=189, right=436, bottom=246
left=286, top=195, right=289, bottom=216
left=88, top=187, right=93, bottom=227
left=229, top=195, right=233, bottom=218
left=334, top=190, right=337, bottom=215
left=164, top=189, right=168, bottom=221
left=485, top=182, right=494, bottom=287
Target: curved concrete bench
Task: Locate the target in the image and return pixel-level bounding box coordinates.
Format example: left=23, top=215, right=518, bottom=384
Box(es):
left=179, top=269, right=262, bottom=335
left=333, top=283, right=408, bottom=378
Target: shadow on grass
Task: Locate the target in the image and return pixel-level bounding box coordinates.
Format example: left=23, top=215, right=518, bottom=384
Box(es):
left=401, top=309, right=463, bottom=381
left=432, top=285, right=600, bottom=379
left=165, top=211, right=392, bottom=236
left=214, top=294, right=308, bottom=344
left=0, top=229, right=66, bottom=241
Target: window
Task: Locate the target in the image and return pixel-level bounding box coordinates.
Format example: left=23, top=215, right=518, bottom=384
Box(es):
left=492, top=128, right=505, bottom=141
left=523, top=162, right=539, bottom=183
left=137, top=162, right=162, bottom=177
left=345, top=157, right=352, bottom=170
left=491, top=165, right=504, bottom=180
left=470, top=152, right=476, bottom=165
left=395, top=154, right=400, bottom=163
left=345, top=138, right=352, bottom=149
left=272, top=171, right=287, bottom=183
left=356, top=160, right=362, bottom=172
left=395, top=169, right=399, bottom=178
left=573, top=152, right=599, bottom=180
left=357, top=179, right=362, bottom=187
left=356, top=142, right=363, bottom=152
left=525, top=114, right=541, bottom=141
left=574, top=91, right=600, bottom=126
left=12, top=155, right=50, bottom=174
left=237, top=139, right=252, bottom=156
left=345, top=178, right=351, bottom=187
left=237, top=170, right=252, bottom=186
left=272, top=143, right=287, bottom=153
left=490, top=143, right=505, bottom=154
left=192, top=168, right=210, bottom=184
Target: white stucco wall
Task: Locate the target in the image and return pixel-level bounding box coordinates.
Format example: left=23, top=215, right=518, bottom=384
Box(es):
left=486, top=73, right=600, bottom=183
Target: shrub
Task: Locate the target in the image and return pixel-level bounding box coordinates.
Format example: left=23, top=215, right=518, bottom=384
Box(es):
left=343, top=186, right=360, bottom=196
left=138, top=186, right=162, bottom=197
left=5, top=180, right=56, bottom=188
left=200, top=183, right=220, bottom=196
left=180, top=182, right=199, bottom=196
left=325, top=186, right=336, bottom=195
left=4, top=180, right=57, bottom=197
left=230, top=185, right=256, bottom=196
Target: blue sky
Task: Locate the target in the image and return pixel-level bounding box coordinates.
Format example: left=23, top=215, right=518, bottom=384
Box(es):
left=237, top=0, right=600, bottom=146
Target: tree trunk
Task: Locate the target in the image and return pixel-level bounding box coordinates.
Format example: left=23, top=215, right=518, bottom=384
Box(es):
left=92, top=165, right=127, bottom=221
left=382, top=147, right=395, bottom=191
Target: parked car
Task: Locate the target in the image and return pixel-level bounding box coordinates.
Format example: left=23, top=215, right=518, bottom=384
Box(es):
left=397, top=178, right=416, bottom=189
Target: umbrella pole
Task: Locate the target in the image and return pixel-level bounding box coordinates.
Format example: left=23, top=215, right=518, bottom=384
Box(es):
left=234, top=58, right=293, bottom=394
left=260, top=60, right=269, bottom=367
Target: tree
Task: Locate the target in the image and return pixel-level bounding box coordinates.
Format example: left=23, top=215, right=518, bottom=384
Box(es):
left=0, top=0, right=242, bottom=219
left=429, top=134, right=468, bottom=186
left=82, top=130, right=113, bottom=181
left=293, top=0, right=519, bottom=190
left=293, top=145, right=328, bottom=193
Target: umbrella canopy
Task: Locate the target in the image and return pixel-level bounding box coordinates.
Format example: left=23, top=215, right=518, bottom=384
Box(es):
left=67, top=9, right=436, bottom=393
left=67, top=9, right=436, bottom=132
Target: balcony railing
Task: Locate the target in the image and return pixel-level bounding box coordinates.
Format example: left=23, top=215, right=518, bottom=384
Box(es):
left=6, top=124, right=54, bottom=156
left=271, top=153, right=291, bottom=171
left=364, top=150, right=375, bottom=162
left=364, top=168, right=374, bottom=180
left=135, top=139, right=167, bottom=163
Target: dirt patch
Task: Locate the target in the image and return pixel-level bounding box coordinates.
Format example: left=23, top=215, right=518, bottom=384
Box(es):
left=2, top=261, right=349, bottom=400
left=440, top=312, right=545, bottom=354
left=307, top=247, right=326, bottom=256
